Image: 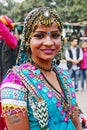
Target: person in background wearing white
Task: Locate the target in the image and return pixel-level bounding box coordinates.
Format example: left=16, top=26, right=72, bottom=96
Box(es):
left=65, top=36, right=83, bottom=91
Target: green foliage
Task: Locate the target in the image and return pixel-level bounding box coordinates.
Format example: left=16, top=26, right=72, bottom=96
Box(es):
left=0, top=0, right=87, bottom=23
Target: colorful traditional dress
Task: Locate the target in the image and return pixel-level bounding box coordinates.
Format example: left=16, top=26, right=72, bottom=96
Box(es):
left=1, top=63, right=76, bottom=130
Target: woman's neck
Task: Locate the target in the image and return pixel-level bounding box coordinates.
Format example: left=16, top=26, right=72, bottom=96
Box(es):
left=31, top=58, right=52, bottom=72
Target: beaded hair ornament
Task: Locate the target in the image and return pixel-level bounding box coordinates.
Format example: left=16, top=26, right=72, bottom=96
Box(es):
left=16, top=7, right=62, bottom=65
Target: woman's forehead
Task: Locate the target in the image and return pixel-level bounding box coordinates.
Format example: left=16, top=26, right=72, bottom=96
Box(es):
left=34, top=22, right=60, bottom=32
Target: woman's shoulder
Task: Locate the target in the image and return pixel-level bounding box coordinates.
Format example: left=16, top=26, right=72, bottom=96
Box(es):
left=56, top=67, right=72, bottom=86
left=55, top=66, right=76, bottom=105
left=2, top=62, right=35, bottom=83
left=1, top=64, right=29, bottom=100
left=1, top=63, right=29, bottom=86
left=16, top=62, right=35, bottom=70
left=55, top=66, right=70, bottom=77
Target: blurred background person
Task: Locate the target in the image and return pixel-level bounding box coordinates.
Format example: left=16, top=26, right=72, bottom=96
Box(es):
left=0, top=15, right=18, bottom=130
left=65, top=36, right=83, bottom=91
left=0, top=15, right=18, bottom=84
left=80, top=40, right=87, bottom=91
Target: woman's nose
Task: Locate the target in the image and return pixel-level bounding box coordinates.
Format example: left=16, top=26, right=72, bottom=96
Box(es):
left=43, top=36, right=54, bottom=46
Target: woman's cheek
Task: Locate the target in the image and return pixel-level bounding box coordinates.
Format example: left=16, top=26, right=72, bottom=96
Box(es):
left=57, top=40, right=61, bottom=50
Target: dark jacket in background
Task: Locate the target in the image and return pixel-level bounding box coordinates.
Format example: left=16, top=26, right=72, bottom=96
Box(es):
left=0, top=39, right=17, bottom=83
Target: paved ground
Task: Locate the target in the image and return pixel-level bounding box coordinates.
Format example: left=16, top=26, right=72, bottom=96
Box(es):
left=59, top=60, right=87, bottom=117
left=76, top=89, right=87, bottom=130
left=76, top=89, right=87, bottom=117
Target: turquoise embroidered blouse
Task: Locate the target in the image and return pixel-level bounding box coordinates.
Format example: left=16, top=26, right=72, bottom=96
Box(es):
left=1, top=63, right=76, bottom=130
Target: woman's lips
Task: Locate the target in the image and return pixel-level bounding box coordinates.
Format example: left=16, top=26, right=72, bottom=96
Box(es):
left=41, top=49, right=55, bottom=54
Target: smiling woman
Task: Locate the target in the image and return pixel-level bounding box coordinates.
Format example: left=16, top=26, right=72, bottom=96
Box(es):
left=1, top=7, right=82, bottom=130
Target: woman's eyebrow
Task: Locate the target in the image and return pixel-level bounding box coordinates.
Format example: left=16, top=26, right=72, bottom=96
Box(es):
left=34, top=30, right=59, bottom=33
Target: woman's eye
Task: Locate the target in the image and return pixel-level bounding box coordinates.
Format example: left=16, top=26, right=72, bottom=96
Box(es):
left=33, top=34, right=44, bottom=39
left=52, top=33, right=60, bottom=38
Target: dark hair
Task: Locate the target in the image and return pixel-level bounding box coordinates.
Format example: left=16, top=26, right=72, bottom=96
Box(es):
left=70, top=35, right=78, bottom=41
left=82, top=39, right=87, bottom=42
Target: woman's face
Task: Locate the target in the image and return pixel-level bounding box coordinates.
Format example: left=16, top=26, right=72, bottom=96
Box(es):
left=30, top=22, right=61, bottom=62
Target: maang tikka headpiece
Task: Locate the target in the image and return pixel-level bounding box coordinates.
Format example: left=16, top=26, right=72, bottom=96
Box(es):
left=16, top=7, right=63, bottom=65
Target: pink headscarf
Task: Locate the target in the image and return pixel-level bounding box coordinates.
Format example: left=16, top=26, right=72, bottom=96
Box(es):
left=0, top=15, right=14, bottom=30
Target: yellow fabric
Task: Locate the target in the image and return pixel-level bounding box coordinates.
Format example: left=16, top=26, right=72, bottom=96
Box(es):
left=0, top=17, right=8, bottom=25
left=0, top=16, right=14, bottom=30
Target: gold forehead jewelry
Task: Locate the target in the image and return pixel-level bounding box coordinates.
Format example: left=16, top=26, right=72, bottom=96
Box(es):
left=44, top=10, right=50, bottom=17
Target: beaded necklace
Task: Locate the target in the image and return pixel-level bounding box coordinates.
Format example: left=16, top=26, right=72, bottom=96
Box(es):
left=31, top=60, right=52, bottom=71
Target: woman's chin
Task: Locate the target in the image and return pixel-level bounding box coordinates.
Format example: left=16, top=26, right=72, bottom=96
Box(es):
left=41, top=57, right=54, bottom=62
